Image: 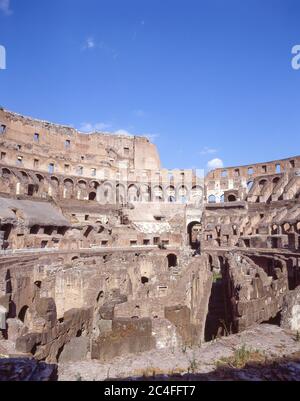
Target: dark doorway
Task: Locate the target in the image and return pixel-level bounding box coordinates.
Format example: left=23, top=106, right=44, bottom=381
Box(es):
left=27, top=184, right=35, bottom=196
left=89, top=192, right=96, bottom=201
left=18, top=305, right=29, bottom=323
left=167, top=254, right=177, bottom=268
left=228, top=194, right=236, bottom=202
left=187, top=221, right=201, bottom=250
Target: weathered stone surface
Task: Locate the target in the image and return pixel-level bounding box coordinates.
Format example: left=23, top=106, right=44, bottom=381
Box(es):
left=58, top=325, right=300, bottom=381
left=91, top=318, right=155, bottom=362
left=58, top=337, right=90, bottom=363
left=281, top=287, right=300, bottom=331
left=6, top=318, right=24, bottom=342
left=35, top=298, right=57, bottom=329
left=16, top=332, right=41, bottom=353
left=0, top=108, right=299, bottom=378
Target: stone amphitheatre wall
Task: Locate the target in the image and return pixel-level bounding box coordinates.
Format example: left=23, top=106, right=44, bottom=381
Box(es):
left=0, top=250, right=212, bottom=362
left=0, top=108, right=299, bottom=366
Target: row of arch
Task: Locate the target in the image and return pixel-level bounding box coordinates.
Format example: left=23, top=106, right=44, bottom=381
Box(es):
left=0, top=167, right=204, bottom=204
left=208, top=193, right=237, bottom=204
left=206, top=174, right=300, bottom=204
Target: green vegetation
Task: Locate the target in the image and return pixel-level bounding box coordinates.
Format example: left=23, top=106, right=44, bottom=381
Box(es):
left=216, top=344, right=265, bottom=369
left=187, top=354, right=198, bottom=374
left=212, top=272, right=222, bottom=283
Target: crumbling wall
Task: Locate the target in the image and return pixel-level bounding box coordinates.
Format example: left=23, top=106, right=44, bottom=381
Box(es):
left=224, top=253, right=289, bottom=331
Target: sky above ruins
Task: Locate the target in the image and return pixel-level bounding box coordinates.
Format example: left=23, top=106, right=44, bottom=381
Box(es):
left=0, top=0, right=300, bottom=171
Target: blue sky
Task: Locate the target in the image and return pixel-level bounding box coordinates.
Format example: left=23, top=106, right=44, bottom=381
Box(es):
left=0, top=0, right=300, bottom=171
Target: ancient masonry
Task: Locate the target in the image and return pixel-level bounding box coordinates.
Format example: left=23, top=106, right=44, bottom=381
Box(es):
left=0, top=108, right=299, bottom=364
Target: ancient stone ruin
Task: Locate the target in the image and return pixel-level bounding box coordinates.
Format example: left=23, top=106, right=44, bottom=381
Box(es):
left=0, top=108, right=299, bottom=378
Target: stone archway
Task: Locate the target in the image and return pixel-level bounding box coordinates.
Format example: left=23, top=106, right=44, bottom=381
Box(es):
left=187, top=221, right=201, bottom=250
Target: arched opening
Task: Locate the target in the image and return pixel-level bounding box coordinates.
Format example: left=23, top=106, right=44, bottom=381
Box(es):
left=178, top=186, right=188, bottom=204
left=153, top=186, right=164, bottom=202
left=228, top=194, right=237, bottom=202
left=36, top=174, right=44, bottom=182
left=116, top=184, right=126, bottom=205
left=128, top=184, right=139, bottom=202
left=166, top=186, right=176, bottom=202
left=44, top=226, right=54, bottom=235
left=140, top=185, right=151, bottom=202
left=283, top=223, right=291, bottom=233
left=262, top=311, right=282, bottom=327
left=2, top=168, right=11, bottom=177
left=247, top=181, right=254, bottom=191
left=167, top=254, right=177, bottom=268
left=187, top=221, right=201, bottom=250
left=204, top=258, right=233, bottom=341
left=258, top=179, right=267, bottom=190
left=208, top=195, right=216, bottom=204
left=18, top=305, right=29, bottom=323
left=96, top=291, right=104, bottom=303
left=101, top=183, right=114, bottom=203
left=141, top=276, right=149, bottom=284
left=30, top=225, right=39, bottom=234
left=63, top=178, right=74, bottom=199
left=50, top=176, right=59, bottom=186
left=89, top=192, right=96, bottom=201
left=190, top=186, right=203, bottom=206
left=20, top=171, right=29, bottom=181
left=27, top=184, right=35, bottom=196
left=2, top=224, right=12, bottom=242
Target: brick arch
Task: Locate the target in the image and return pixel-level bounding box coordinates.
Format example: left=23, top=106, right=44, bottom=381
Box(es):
left=140, top=184, right=151, bottom=202
left=128, top=184, right=140, bottom=202
left=63, top=178, right=74, bottom=199
left=116, top=183, right=127, bottom=204
left=152, top=185, right=164, bottom=202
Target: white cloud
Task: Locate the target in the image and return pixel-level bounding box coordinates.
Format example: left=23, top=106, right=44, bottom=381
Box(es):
left=200, top=146, right=218, bottom=155
left=114, top=129, right=159, bottom=141
left=0, top=0, right=12, bottom=15
left=144, top=133, right=159, bottom=141
left=207, top=158, right=224, bottom=171
left=79, top=122, right=111, bottom=132
left=82, top=38, right=118, bottom=59
left=83, top=37, right=95, bottom=50
left=78, top=123, right=159, bottom=141
left=114, top=129, right=132, bottom=136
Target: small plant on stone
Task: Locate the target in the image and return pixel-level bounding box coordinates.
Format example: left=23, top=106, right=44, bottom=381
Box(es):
left=220, top=319, right=231, bottom=336
left=187, top=353, right=198, bottom=374
left=212, top=272, right=222, bottom=283
left=216, top=344, right=265, bottom=369
left=295, top=331, right=300, bottom=342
